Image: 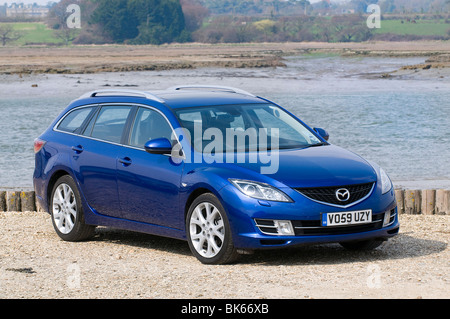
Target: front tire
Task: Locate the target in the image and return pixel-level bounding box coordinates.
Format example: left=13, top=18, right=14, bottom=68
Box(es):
left=50, top=175, right=95, bottom=242
left=186, top=193, right=238, bottom=264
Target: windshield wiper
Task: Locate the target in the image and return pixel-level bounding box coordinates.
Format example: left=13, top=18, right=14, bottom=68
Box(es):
left=302, top=142, right=327, bottom=149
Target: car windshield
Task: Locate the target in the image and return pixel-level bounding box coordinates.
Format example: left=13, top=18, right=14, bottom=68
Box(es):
left=174, top=103, right=322, bottom=152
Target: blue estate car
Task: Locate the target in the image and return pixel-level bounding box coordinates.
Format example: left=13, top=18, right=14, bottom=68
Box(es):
left=33, top=86, right=399, bottom=264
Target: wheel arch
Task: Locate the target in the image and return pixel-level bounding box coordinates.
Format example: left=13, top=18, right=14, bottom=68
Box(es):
left=184, top=185, right=226, bottom=221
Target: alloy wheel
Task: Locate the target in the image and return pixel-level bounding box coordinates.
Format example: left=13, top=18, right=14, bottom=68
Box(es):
left=189, top=202, right=225, bottom=258
left=52, top=183, right=77, bottom=235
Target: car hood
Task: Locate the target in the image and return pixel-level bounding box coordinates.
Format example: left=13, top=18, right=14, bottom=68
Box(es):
left=232, top=145, right=377, bottom=188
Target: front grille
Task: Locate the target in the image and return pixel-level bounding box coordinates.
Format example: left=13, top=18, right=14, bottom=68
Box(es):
left=295, top=182, right=374, bottom=206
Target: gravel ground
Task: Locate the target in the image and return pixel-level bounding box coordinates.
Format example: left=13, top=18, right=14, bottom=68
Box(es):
left=0, top=211, right=448, bottom=299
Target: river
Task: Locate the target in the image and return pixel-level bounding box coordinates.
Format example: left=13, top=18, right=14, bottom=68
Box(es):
left=0, top=54, right=448, bottom=188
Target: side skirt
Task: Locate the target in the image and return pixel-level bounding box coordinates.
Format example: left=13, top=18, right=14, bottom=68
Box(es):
left=82, top=202, right=187, bottom=241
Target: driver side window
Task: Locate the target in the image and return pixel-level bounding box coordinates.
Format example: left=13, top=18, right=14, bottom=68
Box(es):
left=129, top=107, right=174, bottom=148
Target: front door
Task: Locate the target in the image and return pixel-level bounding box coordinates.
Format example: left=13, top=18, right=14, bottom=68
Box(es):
left=117, top=106, right=184, bottom=229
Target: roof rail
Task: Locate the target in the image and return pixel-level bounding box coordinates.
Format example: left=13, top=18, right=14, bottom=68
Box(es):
left=168, top=85, right=256, bottom=98
left=79, top=89, right=165, bottom=103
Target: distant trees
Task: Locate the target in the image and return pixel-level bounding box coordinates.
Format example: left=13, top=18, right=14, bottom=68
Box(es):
left=90, top=0, right=139, bottom=43
left=180, top=0, right=209, bottom=32
left=88, top=0, right=188, bottom=44
left=0, top=24, right=23, bottom=46
left=350, top=0, right=374, bottom=13
left=48, top=0, right=188, bottom=45
left=192, top=14, right=374, bottom=43
left=126, top=0, right=189, bottom=44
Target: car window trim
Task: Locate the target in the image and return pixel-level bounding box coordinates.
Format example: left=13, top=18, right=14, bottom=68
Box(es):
left=89, top=104, right=134, bottom=144
left=53, top=102, right=184, bottom=158
left=79, top=105, right=100, bottom=136
left=54, top=104, right=99, bottom=134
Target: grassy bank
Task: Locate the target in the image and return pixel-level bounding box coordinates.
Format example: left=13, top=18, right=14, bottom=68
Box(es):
left=2, top=22, right=63, bottom=45
left=374, top=19, right=450, bottom=37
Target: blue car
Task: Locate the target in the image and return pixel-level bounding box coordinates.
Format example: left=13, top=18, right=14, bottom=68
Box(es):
left=33, top=86, right=399, bottom=264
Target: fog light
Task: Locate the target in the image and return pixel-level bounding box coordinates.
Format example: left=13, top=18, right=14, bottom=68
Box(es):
left=383, top=211, right=391, bottom=227
left=274, top=220, right=294, bottom=236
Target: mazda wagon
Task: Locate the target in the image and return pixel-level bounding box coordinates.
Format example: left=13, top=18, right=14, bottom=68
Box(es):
left=33, top=86, right=399, bottom=264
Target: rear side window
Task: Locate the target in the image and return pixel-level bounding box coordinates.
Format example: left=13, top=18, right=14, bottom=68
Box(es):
left=57, top=107, right=94, bottom=133
left=90, top=105, right=132, bottom=144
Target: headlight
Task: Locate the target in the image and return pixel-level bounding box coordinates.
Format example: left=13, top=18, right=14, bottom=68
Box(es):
left=229, top=179, right=292, bottom=202
left=380, top=167, right=392, bottom=194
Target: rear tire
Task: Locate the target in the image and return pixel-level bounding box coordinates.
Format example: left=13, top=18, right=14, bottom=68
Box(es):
left=339, top=239, right=383, bottom=251
left=186, top=193, right=239, bottom=264
left=50, top=175, right=95, bottom=242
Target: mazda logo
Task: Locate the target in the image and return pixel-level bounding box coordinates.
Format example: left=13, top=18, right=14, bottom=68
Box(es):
left=335, top=188, right=350, bottom=202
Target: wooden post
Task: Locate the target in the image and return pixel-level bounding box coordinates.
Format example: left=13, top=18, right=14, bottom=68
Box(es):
left=6, top=191, right=21, bottom=212
left=394, top=189, right=404, bottom=214
left=435, top=189, right=450, bottom=215
left=421, top=189, right=436, bottom=215
left=0, top=191, right=6, bottom=212
left=20, top=191, right=36, bottom=212
left=404, top=189, right=421, bottom=214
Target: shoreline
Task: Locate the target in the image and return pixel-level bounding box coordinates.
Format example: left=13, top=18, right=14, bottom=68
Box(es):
left=0, top=41, right=449, bottom=75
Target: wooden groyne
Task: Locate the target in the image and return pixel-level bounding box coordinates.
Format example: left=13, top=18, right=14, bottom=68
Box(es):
left=1, top=189, right=449, bottom=215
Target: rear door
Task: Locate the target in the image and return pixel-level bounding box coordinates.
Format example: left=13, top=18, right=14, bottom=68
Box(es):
left=71, top=104, right=134, bottom=218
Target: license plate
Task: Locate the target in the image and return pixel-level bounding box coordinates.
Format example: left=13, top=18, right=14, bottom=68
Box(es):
left=322, top=210, right=372, bottom=227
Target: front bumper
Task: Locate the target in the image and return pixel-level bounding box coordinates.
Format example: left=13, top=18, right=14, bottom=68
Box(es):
left=234, top=214, right=399, bottom=249
left=218, top=184, right=399, bottom=250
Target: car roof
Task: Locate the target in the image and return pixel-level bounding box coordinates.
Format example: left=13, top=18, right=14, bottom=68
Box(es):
left=157, top=91, right=267, bottom=109
left=75, top=86, right=268, bottom=109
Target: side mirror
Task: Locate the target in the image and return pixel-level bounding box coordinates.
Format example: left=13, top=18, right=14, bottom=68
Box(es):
left=314, top=127, right=329, bottom=141
left=144, top=138, right=173, bottom=155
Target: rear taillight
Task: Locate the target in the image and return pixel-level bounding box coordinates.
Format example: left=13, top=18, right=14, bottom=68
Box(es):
left=34, top=138, right=46, bottom=153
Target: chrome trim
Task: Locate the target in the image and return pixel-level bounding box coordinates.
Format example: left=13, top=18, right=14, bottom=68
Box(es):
left=335, top=188, right=350, bottom=202
left=254, top=219, right=294, bottom=236
left=295, top=183, right=376, bottom=209
left=293, top=221, right=377, bottom=230
left=52, top=103, right=99, bottom=134
left=254, top=219, right=278, bottom=236
left=79, top=89, right=165, bottom=103
left=383, top=210, right=397, bottom=227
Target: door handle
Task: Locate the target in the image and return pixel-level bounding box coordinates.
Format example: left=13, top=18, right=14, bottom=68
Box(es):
left=118, top=157, right=132, bottom=166
left=71, top=145, right=84, bottom=154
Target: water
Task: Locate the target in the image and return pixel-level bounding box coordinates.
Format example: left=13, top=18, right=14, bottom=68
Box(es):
left=0, top=54, right=449, bottom=188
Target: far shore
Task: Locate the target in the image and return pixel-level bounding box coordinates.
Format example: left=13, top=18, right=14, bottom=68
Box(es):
left=0, top=41, right=449, bottom=75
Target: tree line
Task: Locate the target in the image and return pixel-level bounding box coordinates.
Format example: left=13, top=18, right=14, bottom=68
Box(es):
left=46, top=0, right=450, bottom=45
